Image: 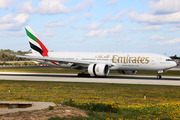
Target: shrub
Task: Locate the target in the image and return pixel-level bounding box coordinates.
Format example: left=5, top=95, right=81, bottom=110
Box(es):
left=65, top=99, right=119, bottom=113
left=49, top=105, right=54, bottom=110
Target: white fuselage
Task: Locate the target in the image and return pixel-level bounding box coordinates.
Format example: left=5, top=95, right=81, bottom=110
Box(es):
left=23, top=26, right=177, bottom=77
left=44, top=52, right=177, bottom=71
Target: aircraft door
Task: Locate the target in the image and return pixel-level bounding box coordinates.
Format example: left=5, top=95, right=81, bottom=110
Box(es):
left=151, top=57, right=156, bottom=65
left=76, top=55, right=81, bottom=60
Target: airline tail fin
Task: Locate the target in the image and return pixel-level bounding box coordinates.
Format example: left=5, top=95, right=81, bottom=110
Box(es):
left=25, top=26, right=48, bottom=57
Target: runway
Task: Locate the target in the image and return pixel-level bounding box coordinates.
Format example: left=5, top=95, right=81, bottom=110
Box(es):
left=0, top=72, right=180, bottom=85
left=0, top=72, right=180, bottom=86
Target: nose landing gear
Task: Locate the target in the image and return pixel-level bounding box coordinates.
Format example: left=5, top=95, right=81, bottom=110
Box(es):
left=157, top=74, right=162, bottom=79
left=157, top=70, right=164, bottom=79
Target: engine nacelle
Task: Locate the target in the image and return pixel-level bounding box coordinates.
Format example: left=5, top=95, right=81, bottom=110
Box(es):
left=88, top=64, right=109, bottom=76
left=118, top=70, right=137, bottom=75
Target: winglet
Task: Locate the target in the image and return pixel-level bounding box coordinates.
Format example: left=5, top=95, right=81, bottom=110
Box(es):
left=25, top=26, right=48, bottom=57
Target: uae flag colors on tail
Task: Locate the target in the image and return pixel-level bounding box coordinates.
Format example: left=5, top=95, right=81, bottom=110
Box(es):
left=25, top=26, right=48, bottom=57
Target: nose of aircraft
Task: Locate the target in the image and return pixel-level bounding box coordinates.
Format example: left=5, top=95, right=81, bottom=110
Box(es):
left=172, top=61, right=177, bottom=67
left=165, top=61, right=177, bottom=69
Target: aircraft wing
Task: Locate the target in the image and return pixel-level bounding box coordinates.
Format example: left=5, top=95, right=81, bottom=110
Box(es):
left=7, top=53, right=113, bottom=68
left=15, top=54, right=98, bottom=67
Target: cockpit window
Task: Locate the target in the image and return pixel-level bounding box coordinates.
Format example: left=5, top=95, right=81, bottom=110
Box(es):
left=166, top=59, right=173, bottom=61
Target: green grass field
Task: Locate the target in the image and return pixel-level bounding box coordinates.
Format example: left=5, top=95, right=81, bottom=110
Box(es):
left=0, top=67, right=179, bottom=76
left=0, top=80, right=180, bottom=119
left=0, top=67, right=180, bottom=119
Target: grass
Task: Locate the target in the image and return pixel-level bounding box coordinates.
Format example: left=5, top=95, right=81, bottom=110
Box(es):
left=0, top=67, right=80, bottom=73
left=0, top=67, right=180, bottom=119
left=1, top=80, right=180, bottom=119
left=0, top=67, right=179, bottom=76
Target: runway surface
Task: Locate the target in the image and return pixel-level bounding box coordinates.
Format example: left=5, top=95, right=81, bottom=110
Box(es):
left=0, top=72, right=180, bottom=86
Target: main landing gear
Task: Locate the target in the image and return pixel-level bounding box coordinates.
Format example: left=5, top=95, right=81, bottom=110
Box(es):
left=78, top=73, right=90, bottom=77
left=157, top=70, right=163, bottom=79
left=77, top=68, right=90, bottom=77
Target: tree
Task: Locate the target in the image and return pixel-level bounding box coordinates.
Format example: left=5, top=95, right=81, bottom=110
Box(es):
left=170, top=55, right=180, bottom=59
left=0, top=49, right=29, bottom=61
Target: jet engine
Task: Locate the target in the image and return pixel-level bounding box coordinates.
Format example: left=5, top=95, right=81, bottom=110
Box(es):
left=88, top=64, right=109, bottom=76
left=118, top=70, right=137, bottom=75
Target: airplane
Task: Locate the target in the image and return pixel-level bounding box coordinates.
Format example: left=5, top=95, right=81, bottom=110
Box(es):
left=14, top=26, right=177, bottom=79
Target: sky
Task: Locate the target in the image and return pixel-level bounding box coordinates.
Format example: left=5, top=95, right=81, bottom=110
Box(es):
left=0, top=0, right=180, bottom=57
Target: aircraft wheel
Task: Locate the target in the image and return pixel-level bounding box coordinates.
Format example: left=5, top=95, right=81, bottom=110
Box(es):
left=157, top=75, right=162, bottom=79
left=78, top=73, right=90, bottom=77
